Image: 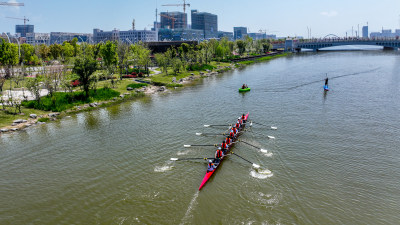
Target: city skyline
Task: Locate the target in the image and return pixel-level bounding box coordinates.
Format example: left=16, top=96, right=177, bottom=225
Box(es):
left=1, top=0, right=400, bottom=38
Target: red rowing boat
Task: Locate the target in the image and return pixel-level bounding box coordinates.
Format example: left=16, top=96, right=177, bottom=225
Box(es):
left=198, top=113, right=249, bottom=190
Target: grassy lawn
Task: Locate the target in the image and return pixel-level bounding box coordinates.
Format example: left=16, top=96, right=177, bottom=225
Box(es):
left=0, top=107, right=47, bottom=128
left=147, top=69, right=200, bottom=86
left=210, top=61, right=231, bottom=67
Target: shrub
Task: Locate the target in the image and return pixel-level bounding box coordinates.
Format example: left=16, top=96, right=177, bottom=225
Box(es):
left=122, top=75, right=137, bottom=78
left=127, top=83, right=148, bottom=89
left=22, top=88, right=120, bottom=112
left=38, top=118, right=50, bottom=122
left=71, top=80, right=80, bottom=87
left=187, top=64, right=215, bottom=71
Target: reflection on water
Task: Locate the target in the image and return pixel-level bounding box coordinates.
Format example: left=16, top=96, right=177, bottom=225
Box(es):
left=1, top=50, right=399, bottom=225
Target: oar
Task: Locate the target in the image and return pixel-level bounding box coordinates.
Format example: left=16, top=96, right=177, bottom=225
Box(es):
left=231, top=152, right=260, bottom=168
left=170, top=157, right=215, bottom=161
left=250, top=121, right=278, bottom=130
left=204, top=124, right=232, bottom=127
left=239, top=140, right=267, bottom=151
left=184, top=144, right=218, bottom=148
left=196, top=132, right=227, bottom=136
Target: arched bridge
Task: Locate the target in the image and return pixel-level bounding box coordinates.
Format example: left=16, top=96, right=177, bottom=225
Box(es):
left=272, top=38, right=400, bottom=51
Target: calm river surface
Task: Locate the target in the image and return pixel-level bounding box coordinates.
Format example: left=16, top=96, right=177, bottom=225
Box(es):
left=1, top=50, right=399, bottom=224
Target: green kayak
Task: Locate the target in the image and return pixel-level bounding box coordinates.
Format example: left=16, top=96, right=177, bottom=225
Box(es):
left=239, top=88, right=251, bottom=92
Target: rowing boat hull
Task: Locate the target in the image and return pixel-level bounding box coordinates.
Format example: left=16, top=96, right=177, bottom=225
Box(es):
left=198, top=113, right=249, bottom=190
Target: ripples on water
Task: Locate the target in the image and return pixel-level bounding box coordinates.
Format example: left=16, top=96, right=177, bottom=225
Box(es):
left=1, top=50, right=399, bottom=224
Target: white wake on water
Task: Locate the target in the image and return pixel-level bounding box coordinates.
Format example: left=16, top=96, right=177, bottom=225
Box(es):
left=180, top=191, right=199, bottom=225
left=154, top=165, right=174, bottom=172
left=260, top=149, right=273, bottom=157
left=250, top=169, right=273, bottom=179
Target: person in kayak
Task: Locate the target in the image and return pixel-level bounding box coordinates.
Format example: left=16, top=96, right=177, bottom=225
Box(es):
left=215, top=147, right=224, bottom=163
left=207, top=160, right=216, bottom=172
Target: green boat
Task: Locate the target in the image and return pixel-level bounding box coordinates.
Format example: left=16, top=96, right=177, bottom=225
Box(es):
left=239, top=87, right=251, bottom=92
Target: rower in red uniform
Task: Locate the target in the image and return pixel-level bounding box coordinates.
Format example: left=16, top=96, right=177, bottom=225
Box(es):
left=221, top=140, right=228, bottom=153
left=215, top=147, right=224, bottom=163
left=225, top=136, right=232, bottom=145
left=241, top=114, right=246, bottom=123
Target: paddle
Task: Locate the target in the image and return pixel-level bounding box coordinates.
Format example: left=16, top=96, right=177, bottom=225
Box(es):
left=204, top=124, right=232, bottom=127
left=196, top=132, right=227, bottom=136
left=239, top=140, right=267, bottom=151
left=184, top=144, right=218, bottom=148
left=231, top=152, right=260, bottom=168
left=170, top=157, right=215, bottom=161
left=250, top=121, right=278, bottom=130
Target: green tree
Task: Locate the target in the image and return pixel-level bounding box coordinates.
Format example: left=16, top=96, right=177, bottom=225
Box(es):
left=50, top=44, right=63, bottom=60
left=155, top=53, right=168, bottom=75
left=38, top=44, right=51, bottom=61
left=171, top=58, right=183, bottom=74
left=20, top=43, right=36, bottom=65
left=61, top=42, right=74, bottom=63
left=236, top=40, right=246, bottom=56
left=0, top=40, right=19, bottom=78
left=100, top=41, right=118, bottom=76
left=72, top=56, right=98, bottom=98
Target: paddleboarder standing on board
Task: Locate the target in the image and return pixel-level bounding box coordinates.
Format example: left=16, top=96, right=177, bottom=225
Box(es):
left=325, top=77, right=328, bottom=86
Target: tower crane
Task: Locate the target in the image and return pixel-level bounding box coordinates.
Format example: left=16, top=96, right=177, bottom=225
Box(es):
left=162, top=0, right=190, bottom=28
left=0, top=2, right=24, bottom=6
left=6, top=16, right=30, bottom=37
left=159, top=13, right=176, bottom=29
left=6, top=16, right=29, bottom=26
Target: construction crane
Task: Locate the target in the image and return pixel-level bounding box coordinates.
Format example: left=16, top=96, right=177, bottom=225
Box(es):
left=6, top=16, right=30, bottom=37
left=159, top=13, right=176, bottom=29
left=162, top=0, right=190, bottom=28
left=0, top=2, right=24, bottom=6
left=6, top=16, right=29, bottom=25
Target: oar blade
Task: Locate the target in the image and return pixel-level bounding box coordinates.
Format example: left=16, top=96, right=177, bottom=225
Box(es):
left=184, top=145, right=191, bottom=148
left=204, top=125, right=210, bottom=127
left=271, top=126, right=278, bottom=130
left=196, top=133, right=202, bottom=136
left=170, top=158, right=179, bottom=161
left=268, top=136, right=275, bottom=139
left=252, top=164, right=261, bottom=169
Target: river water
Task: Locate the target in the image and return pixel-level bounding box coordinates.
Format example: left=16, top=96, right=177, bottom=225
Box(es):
left=1, top=50, right=399, bottom=224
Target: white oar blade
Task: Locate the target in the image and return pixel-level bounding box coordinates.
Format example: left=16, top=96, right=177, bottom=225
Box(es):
left=271, top=126, right=278, bottom=130
left=268, top=136, right=275, bottom=139
left=184, top=145, right=191, bottom=148
left=170, top=158, right=179, bottom=161
left=253, top=164, right=261, bottom=169
left=204, top=125, right=210, bottom=127
left=196, top=133, right=202, bottom=136
left=250, top=122, right=253, bottom=126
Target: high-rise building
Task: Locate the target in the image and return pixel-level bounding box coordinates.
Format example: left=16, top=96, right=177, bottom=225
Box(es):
left=15, top=25, right=34, bottom=37
left=191, top=10, right=218, bottom=39
left=362, top=26, right=368, bottom=38
left=234, top=27, right=247, bottom=40
left=160, top=12, right=187, bottom=29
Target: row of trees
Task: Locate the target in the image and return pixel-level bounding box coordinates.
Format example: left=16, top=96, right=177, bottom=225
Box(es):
left=1, top=37, right=273, bottom=106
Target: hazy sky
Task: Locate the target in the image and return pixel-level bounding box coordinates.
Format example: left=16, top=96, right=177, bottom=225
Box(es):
left=1, top=0, right=400, bottom=37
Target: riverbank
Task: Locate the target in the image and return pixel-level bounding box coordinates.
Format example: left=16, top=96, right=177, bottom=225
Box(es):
left=0, top=51, right=287, bottom=134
